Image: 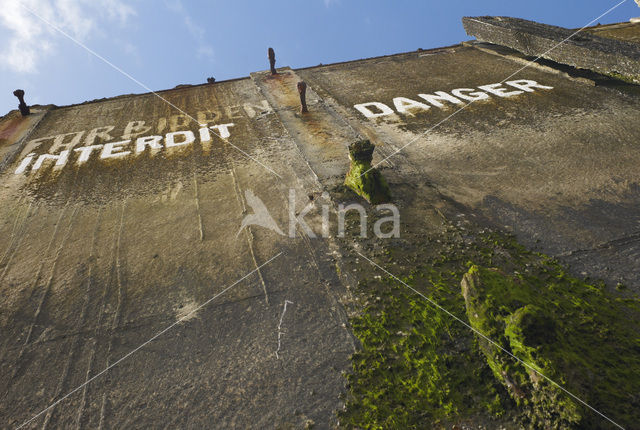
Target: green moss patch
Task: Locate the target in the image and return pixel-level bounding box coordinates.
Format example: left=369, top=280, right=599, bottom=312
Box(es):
left=462, top=263, right=640, bottom=429
left=344, top=140, right=391, bottom=204
left=338, top=224, right=640, bottom=429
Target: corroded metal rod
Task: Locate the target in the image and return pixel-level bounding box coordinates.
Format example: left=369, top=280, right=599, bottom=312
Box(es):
left=268, top=47, right=277, bottom=75
left=13, top=89, right=30, bottom=116
left=297, top=81, right=308, bottom=113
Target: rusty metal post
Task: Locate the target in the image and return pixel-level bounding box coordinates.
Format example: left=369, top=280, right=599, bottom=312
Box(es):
left=268, top=47, right=277, bottom=75
left=13, top=89, right=30, bottom=116
left=297, top=81, right=308, bottom=113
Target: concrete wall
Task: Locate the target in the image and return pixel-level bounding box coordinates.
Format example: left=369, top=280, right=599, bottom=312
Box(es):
left=0, top=77, right=354, bottom=428
left=1, top=40, right=640, bottom=427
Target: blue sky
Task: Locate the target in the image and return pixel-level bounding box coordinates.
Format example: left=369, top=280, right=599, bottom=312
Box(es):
left=0, top=0, right=638, bottom=115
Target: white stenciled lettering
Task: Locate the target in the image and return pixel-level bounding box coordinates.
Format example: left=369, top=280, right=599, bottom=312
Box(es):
left=169, top=114, right=190, bottom=132
left=199, top=126, right=211, bottom=143
left=354, top=102, right=394, bottom=118
left=506, top=79, right=554, bottom=92
left=224, top=105, right=244, bottom=119
left=101, top=141, right=131, bottom=159
left=14, top=153, right=36, bottom=174
left=33, top=150, right=70, bottom=171
left=85, top=126, right=115, bottom=146
left=393, top=97, right=431, bottom=114
left=49, top=131, right=85, bottom=154
left=353, top=79, right=554, bottom=119
left=210, top=123, right=234, bottom=139
left=165, top=130, right=195, bottom=148
left=122, top=121, right=152, bottom=140
left=22, top=137, right=53, bottom=156
left=135, top=135, right=163, bottom=153
left=451, top=88, right=489, bottom=102
left=418, top=91, right=464, bottom=108
left=196, top=110, right=218, bottom=125
left=74, top=145, right=103, bottom=164
left=14, top=122, right=236, bottom=175
left=243, top=100, right=272, bottom=118
left=478, top=83, right=523, bottom=98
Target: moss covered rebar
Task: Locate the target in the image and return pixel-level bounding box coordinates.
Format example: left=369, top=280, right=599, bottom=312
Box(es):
left=344, top=140, right=391, bottom=204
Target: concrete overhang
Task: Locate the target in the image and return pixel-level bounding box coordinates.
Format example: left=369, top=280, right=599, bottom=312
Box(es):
left=462, top=16, right=640, bottom=83
left=583, top=20, right=640, bottom=45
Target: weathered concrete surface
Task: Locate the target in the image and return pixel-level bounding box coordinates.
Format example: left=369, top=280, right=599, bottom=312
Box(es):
left=251, top=67, right=356, bottom=186
left=0, top=79, right=355, bottom=428
left=2, top=18, right=640, bottom=429
left=462, top=16, right=640, bottom=81
left=0, top=107, right=51, bottom=174
left=298, top=43, right=640, bottom=291
left=584, top=21, right=640, bottom=45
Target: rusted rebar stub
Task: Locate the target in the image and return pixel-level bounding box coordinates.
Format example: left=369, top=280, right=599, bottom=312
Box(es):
left=297, top=81, right=308, bottom=113
left=348, top=139, right=375, bottom=162
left=344, top=139, right=391, bottom=204
left=13, top=89, right=30, bottom=116
left=268, top=47, right=277, bottom=75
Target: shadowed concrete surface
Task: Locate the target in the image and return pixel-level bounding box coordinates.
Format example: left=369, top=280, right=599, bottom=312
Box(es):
left=1, top=16, right=640, bottom=429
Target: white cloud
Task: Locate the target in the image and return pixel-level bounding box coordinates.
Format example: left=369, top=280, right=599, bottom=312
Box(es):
left=0, top=0, right=135, bottom=73
left=164, top=0, right=214, bottom=61
left=196, top=45, right=214, bottom=61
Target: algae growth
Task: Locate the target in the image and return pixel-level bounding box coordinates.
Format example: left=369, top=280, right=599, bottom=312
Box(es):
left=344, top=140, right=391, bottom=204
left=338, top=221, right=640, bottom=429
left=462, top=262, right=640, bottom=429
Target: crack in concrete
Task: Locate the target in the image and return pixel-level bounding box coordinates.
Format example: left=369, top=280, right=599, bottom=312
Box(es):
left=193, top=172, right=204, bottom=241
left=230, top=165, right=270, bottom=305
left=275, top=300, right=293, bottom=359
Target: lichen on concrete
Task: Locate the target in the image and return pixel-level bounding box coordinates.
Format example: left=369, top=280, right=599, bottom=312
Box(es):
left=344, top=139, right=391, bottom=204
